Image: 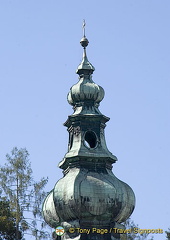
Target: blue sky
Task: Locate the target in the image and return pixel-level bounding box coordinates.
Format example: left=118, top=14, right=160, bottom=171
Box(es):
left=0, top=1, right=170, bottom=239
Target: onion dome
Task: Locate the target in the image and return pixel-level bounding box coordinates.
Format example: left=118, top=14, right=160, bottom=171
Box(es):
left=67, top=77, right=105, bottom=107
left=53, top=168, right=135, bottom=227
left=67, top=24, right=104, bottom=109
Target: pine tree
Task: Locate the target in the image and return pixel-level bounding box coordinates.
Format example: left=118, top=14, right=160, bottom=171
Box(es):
left=0, top=147, right=50, bottom=240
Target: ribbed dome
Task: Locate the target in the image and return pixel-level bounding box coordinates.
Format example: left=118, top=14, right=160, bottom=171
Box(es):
left=67, top=76, right=104, bottom=106
left=53, top=168, right=135, bottom=226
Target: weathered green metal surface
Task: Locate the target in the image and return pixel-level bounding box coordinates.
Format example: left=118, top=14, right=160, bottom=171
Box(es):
left=43, top=24, right=135, bottom=240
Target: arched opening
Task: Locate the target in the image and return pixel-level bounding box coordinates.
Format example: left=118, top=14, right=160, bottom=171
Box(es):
left=84, top=131, right=97, bottom=149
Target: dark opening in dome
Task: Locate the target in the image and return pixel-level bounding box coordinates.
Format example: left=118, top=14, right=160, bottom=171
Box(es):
left=84, top=131, right=97, bottom=148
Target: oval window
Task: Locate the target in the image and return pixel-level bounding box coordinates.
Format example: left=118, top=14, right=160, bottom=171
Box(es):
left=84, top=131, right=97, bottom=149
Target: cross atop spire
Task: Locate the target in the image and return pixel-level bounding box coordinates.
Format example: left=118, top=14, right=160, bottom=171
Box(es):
left=82, top=19, right=86, bottom=37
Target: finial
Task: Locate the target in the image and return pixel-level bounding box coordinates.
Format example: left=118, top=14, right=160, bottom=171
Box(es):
left=76, top=21, right=95, bottom=75
left=80, top=20, right=89, bottom=48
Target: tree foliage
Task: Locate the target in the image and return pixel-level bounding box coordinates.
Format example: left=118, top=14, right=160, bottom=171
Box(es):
left=0, top=147, right=50, bottom=240
left=166, top=228, right=170, bottom=240
left=125, top=218, right=154, bottom=240
left=0, top=197, right=22, bottom=240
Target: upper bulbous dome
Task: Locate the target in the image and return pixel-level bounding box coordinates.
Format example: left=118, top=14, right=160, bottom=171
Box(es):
left=67, top=29, right=104, bottom=108
left=67, top=76, right=104, bottom=107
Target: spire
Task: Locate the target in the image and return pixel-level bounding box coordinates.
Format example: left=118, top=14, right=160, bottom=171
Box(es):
left=68, top=21, right=104, bottom=111
left=76, top=20, right=95, bottom=75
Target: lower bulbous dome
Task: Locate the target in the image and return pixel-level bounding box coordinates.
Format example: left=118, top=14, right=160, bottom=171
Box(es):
left=67, top=77, right=104, bottom=106
left=53, top=168, right=135, bottom=226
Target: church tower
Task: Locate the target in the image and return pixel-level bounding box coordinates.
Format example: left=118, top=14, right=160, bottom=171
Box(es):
left=42, top=23, right=135, bottom=240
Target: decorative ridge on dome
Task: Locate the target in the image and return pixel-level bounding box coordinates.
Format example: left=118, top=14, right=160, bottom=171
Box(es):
left=76, top=20, right=95, bottom=75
